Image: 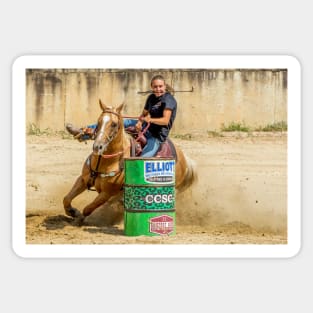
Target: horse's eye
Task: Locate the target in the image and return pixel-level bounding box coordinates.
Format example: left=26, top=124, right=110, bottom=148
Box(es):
left=111, top=122, right=117, bottom=128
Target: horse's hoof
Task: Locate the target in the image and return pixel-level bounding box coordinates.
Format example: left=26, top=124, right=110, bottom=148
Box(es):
left=66, top=207, right=82, bottom=218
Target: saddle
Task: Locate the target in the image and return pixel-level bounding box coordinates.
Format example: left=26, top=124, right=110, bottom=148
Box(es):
left=125, top=126, right=177, bottom=159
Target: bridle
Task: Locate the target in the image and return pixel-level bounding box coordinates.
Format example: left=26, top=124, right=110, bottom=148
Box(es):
left=92, top=109, right=124, bottom=158
left=88, top=109, right=125, bottom=189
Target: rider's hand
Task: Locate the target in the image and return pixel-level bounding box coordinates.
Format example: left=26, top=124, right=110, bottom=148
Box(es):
left=142, top=114, right=151, bottom=123
left=135, top=120, right=142, bottom=132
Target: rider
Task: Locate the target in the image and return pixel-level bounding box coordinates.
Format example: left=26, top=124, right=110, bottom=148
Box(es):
left=66, top=75, right=177, bottom=157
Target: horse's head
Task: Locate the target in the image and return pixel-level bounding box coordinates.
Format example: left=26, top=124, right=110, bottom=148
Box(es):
left=93, top=99, right=124, bottom=155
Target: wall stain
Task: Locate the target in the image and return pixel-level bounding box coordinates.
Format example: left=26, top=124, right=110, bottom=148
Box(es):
left=26, top=69, right=288, bottom=131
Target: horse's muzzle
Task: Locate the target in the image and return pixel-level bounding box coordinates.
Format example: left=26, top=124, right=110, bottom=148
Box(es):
left=93, top=141, right=107, bottom=155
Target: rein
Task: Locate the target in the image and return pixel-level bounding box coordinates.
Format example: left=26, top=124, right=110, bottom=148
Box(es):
left=93, top=150, right=124, bottom=159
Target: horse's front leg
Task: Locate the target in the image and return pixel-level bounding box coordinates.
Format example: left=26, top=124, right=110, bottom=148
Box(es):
left=82, top=191, right=111, bottom=217
left=63, top=175, right=87, bottom=218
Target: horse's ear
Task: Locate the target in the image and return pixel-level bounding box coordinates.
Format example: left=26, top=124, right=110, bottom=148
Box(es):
left=99, top=99, right=107, bottom=112
left=116, top=103, right=124, bottom=114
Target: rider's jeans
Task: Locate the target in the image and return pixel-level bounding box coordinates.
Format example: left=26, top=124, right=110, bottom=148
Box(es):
left=141, top=130, right=161, bottom=157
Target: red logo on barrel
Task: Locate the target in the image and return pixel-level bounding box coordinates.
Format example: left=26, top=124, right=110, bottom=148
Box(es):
left=149, top=215, right=174, bottom=235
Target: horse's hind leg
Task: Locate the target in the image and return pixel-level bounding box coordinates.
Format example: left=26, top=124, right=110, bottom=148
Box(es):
left=63, top=175, right=87, bottom=218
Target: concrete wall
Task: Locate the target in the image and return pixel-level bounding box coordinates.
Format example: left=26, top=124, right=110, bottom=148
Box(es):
left=26, top=69, right=287, bottom=133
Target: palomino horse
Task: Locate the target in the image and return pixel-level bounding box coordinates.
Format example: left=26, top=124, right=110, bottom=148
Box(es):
left=63, top=99, right=197, bottom=222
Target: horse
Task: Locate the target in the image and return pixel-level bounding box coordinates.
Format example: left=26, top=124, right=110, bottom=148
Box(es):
left=63, top=99, right=197, bottom=223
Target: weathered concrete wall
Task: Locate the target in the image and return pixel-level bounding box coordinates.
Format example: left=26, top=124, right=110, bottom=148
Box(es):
left=26, top=69, right=287, bottom=133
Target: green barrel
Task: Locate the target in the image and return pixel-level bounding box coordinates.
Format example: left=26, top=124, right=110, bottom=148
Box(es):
left=124, top=157, right=176, bottom=236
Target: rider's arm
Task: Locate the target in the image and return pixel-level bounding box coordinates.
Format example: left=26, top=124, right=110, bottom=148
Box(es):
left=139, top=109, right=149, bottom=120
left=142, top=109, right=172, bottom=126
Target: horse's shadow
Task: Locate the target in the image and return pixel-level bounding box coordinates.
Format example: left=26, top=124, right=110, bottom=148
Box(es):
left=42, top=215, right=74, bottom=230
left=42, top=214, right=124, bottom=236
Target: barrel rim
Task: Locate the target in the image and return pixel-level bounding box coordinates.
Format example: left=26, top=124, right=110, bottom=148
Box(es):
left=124, top=157, right=176, bottom=161
left=124, top=183, right=176, bottom=188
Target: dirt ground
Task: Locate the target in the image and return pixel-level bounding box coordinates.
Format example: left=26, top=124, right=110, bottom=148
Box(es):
left=26, top=132, right=287, bottom=245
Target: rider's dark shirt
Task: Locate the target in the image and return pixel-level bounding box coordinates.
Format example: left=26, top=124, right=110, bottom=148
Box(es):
left=144, top=92, right=177, bottom=142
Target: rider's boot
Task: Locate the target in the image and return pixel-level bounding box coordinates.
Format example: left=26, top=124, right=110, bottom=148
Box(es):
left=65, top=123, right=92, bottom=141
left=66, top=123, right=82, bottom=136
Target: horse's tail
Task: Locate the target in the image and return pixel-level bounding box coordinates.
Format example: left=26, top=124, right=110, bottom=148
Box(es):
left=177, top=155, right=198, bottom=193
